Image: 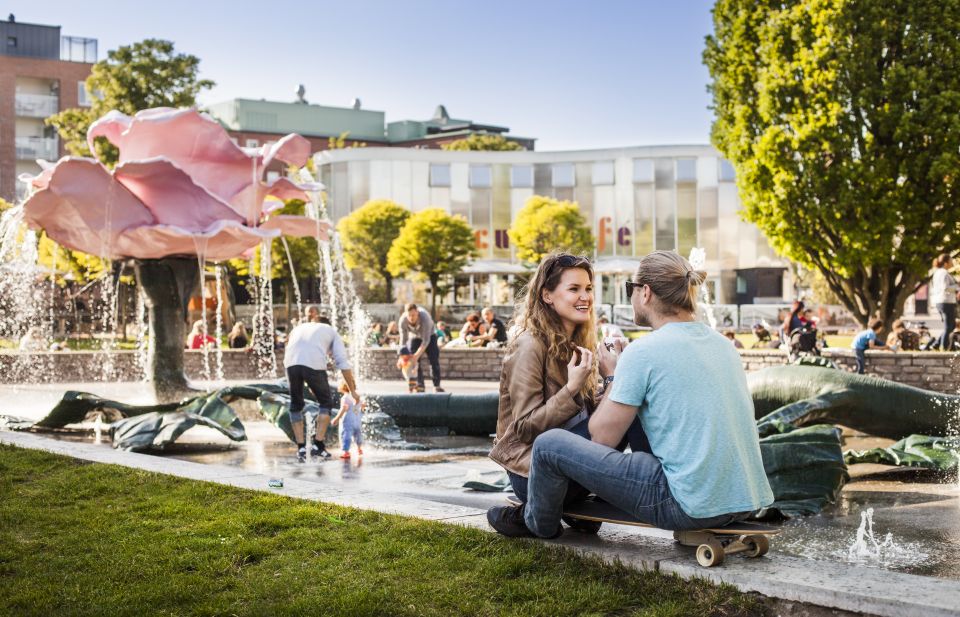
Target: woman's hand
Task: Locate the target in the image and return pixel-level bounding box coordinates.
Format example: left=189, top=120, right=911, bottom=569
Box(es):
left=565, top=346, right=593, bottom=395
left=597, top=337, right=624, bottom=378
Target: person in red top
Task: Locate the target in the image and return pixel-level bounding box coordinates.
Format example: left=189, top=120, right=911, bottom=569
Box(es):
left=187, top=319, right=216, bottom=349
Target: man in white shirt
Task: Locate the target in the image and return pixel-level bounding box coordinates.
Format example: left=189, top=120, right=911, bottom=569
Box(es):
left=284, top=306, right=359, bottom=460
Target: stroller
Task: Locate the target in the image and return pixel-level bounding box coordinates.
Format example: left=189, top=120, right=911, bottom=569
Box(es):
left=788, top=325, right=820, bottom=362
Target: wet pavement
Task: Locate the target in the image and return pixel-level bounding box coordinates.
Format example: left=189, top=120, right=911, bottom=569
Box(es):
left=4, top=379, right=959, bottom=582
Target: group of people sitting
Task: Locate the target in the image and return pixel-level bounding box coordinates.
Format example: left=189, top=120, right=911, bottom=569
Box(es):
left=185, top=320, right=250, bottom=350
left=367, top=307, right=509, bottom=350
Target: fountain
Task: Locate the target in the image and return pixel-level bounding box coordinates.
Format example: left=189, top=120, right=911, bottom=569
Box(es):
left=12, top=107, right=331, bottom=401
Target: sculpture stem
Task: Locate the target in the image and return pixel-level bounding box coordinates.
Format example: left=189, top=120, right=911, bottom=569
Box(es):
left=134, top=257, right=200, bottom=402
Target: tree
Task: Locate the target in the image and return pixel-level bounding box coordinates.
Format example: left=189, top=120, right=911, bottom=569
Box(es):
left=509, top=196, right=595, bottom=264
left=441, top=134, right=524, bottom=151
left=47, top=38, right=214, bottom=165
left=337, top=199, right=410, bottom=302
left=704, top=0, right=960, bottom=328
left=387, top=208, right=476, bottom=316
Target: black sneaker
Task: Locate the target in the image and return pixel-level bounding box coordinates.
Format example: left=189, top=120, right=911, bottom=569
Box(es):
left=562, top=515, right=602, bottom=534
left=297, top=446, right=306, bottom=462
left=310, top=443, right=321, bottom=457
left=486, top=505, right=562, bottom=539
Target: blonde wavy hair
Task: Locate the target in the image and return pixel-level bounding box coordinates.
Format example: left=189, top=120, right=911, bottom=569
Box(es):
left=511, top=252, right=598, bottom=404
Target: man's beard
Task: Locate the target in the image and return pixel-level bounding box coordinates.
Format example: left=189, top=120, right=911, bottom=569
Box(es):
left=633, top=304, right=652, bottom=328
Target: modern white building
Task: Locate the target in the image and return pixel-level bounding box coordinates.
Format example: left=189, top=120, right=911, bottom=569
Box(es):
left=316, top=145, right=792, bottom=307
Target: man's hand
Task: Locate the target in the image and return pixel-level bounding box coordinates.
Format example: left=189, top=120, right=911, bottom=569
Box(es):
left=350, top=390, right=361, bottom=404
left=597, top=338, right=624, bottom=378
left=565, top=346, right=593, bottom=396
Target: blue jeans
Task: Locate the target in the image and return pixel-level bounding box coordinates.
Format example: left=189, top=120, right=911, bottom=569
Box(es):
left=524, top=429, right=744, bottom=536
left=507, top=416, right=649, bottom=502
left=854, top=348, right=867, bottom=374
left=937, top=303, right=956, bottom=351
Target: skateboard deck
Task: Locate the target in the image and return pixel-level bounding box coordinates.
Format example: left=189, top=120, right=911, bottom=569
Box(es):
left=506, top=495, right=780, bottom=567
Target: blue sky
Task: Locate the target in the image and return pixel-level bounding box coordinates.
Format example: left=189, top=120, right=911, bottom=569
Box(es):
left=7, top=0, right=719, bottom=151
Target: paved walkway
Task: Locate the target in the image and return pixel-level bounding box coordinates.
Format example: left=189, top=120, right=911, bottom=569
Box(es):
left=3, top=430, right=959, bottom=617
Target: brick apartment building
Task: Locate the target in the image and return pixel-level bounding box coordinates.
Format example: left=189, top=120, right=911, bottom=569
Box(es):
left=0, top=15, right=96, bottom=202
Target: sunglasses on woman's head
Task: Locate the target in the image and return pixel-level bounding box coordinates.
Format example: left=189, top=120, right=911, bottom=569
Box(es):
left=546, top=254, right=587, bottom=278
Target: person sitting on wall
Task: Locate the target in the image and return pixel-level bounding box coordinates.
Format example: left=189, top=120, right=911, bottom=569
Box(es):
left=366, top=322, right=384, bottom=347
left=724, top=330, right=744, bottom=349
left=435, top=321, right=453, bottom=347
left=384, top=321, right=401, bottom=347
left=750, top=323, right=772, bottom=349
left=473, top=307, right=509, bottom=348
left=228, top=321, right=249, bottom=349
left=886, top=319, right=920, bottom=351
left=19, top=326, right=47, bottom=352
left=461, top=312, right=486, bottom=347
left=187, top=320, right=216, bottom=350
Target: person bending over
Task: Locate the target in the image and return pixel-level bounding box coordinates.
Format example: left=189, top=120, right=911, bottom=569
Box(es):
left=283, top=307, right=359, bottom=461
left=487, top=250, right=773, bottom=537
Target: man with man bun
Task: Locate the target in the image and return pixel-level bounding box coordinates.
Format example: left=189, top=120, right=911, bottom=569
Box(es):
left=488, top=250, right=773, bottom=538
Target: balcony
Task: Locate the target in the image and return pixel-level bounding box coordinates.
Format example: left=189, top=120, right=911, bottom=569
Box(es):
left=15, top=93, right=59, bottom=118
left=15, top=137, right=59, bottom=161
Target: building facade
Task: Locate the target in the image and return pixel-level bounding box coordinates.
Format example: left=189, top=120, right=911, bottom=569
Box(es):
left=0, top=16, right=96, bottom=202
left=315, top=146, right=791, bottom=306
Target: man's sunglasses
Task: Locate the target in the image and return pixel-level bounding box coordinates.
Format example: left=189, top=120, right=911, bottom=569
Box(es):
left=624, top=281, right=644, bottom=299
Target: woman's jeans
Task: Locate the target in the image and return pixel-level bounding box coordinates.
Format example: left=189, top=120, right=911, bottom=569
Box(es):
left=507, top=416, right=649, bottom=502
left=936, top=303, right=957, bottom=351
left=523, top=429, right=744, bottom=536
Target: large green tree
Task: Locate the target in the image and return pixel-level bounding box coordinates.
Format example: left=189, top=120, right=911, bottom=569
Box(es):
left=508, top=195, right=595, bottom=264
left=337, top=199, right=410, bottom=302
left=704, top=0, right=960, bottom=328
left=47, top=38, right=214, bottom=165
left=387, top=208, right=476, bottom=316
left=441, top=134, right=524, bottom=151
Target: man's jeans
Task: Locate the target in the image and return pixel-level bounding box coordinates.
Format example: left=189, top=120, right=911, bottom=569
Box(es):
left=524, top=429, right=744, bottom=536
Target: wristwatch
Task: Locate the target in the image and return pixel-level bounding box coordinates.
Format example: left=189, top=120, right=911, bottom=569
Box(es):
left=600, top=375, right=615, bottom=394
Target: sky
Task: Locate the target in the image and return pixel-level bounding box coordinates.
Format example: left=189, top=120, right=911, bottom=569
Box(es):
left=5, top=0, right=719, bottom=151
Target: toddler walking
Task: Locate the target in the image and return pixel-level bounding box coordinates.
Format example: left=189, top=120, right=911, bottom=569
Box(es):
left=332, top=381, right=363, bottom=459
left=396, top=345, right=417, bottom=393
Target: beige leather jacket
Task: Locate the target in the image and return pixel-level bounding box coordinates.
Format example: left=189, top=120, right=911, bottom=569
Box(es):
left=489, top=330, right=587, bottom=476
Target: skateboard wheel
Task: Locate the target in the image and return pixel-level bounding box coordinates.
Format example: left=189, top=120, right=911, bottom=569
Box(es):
left=743, top=534, right=770, bottom=558
left=695, top=539, right=725, bottom=567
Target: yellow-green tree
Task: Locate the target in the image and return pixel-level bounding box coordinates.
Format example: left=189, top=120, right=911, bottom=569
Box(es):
left=441, top=134, right=524, bottom=151
left=337, top=199, right=410, bottom=302
left=509, top=196, right=594, bottom=265
left=47, top=38, right=214, bottom=165
left=387, top=208, right=476, bottom=316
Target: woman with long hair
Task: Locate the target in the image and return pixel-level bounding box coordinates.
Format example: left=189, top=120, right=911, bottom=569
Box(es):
left=489, top=252, right=607, bottom=508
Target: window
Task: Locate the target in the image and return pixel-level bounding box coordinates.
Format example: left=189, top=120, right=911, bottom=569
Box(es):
left=245, top=139, right=259, bottom=148
left=266, top=171, right=280, bottom=183
left=677, top=159, right=697, bottom=182
left=7, top=36, right=16, bottom=48
left=719, top=159, right=736, bottom=182
left=592, top=161, right=615, bottom=185
left=633, top=159, right=654, bottom=183
left=469, top=165, right=491, bottom=188
left=77, top=82, right=91, bottom=107
left=736, top=275, right=747, bottom=294
left=551, top=163, right=575, bottom=188
left=510, top=165, right=533, bottom=188
left=430, top=163, right=451, bottom=187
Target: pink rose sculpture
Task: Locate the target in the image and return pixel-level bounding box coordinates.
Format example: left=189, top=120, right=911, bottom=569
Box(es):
left=21, top=107, right=330, bottom=261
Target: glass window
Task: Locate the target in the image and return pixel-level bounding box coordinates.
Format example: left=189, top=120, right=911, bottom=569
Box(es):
left=469, top=165, right=492, bottom=188
left=511, top=165, right=533, bottom=188
left=7, top=36, right=16, bottom=48
left=633, top=159, right=654, bottom=183
left=719, top=159, right=736, bottom=182
left=592, top=161, right=615, bottom=185
left=736, top=275, right=747, bottom=294
left=551, top=163, right=575, bottom=188
left=77, top=82, right=91, bottom=107
left=245, top=139, right=259, bottom=148
left=430, top=163, right=451, bottom=187
left=266, top=171, right=280, bottom=182
left=677, top=159, right=697, bottom=182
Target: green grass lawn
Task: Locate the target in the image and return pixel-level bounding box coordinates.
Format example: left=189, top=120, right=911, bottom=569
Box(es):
left=0, top=445, right=766, bottom=617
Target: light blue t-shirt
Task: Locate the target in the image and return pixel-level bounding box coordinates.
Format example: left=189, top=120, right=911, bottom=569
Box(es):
left=608, top=321, right=774, bottom=518
left=851, top=329, right=877, bottom=351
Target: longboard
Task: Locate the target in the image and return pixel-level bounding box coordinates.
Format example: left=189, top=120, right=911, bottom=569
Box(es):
left=507, top=495, right=780, bottom=567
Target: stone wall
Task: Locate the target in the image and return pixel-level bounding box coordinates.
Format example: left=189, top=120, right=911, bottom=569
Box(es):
left=1, top=347, right=958, bottom=394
